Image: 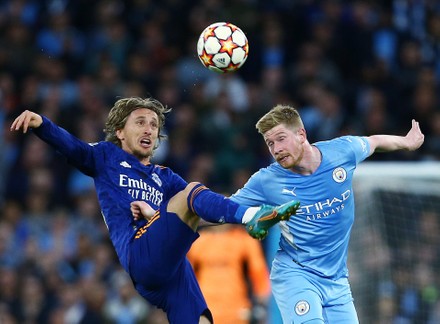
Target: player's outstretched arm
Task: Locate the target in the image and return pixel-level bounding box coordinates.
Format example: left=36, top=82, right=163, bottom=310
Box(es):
left=368, top=119, right=425, bottom=154
left=11, top=110, right=98, bottom=176
left=10, top=110, right=43, bottom=133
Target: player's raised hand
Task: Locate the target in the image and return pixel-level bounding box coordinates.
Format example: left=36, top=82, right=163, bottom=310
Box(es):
left=10, top=110, right=43, bottom=133
left=130, top=201, right=156, bottom=221
left=405, top=119, right=425, bottom=151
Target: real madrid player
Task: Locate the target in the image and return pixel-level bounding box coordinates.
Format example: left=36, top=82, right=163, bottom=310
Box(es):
left=10, top=97, right=300, bottom=324
left=230, top=105, right=424, bottom=323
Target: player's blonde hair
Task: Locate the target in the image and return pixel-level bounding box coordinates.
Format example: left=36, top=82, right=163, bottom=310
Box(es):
left=256, top=104, right=304, bottom=135
left=104, top=97, right=171, bottom=149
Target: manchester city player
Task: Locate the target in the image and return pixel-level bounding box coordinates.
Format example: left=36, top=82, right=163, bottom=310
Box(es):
left=230, top=105, right=424, bottom=323
left=10, top=97, right=300, bottom=324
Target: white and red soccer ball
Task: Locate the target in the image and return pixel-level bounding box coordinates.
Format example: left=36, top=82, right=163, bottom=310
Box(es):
left=197, top=22, right=249, bottom=73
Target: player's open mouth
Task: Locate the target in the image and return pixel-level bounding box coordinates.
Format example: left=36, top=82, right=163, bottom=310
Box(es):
left=277, top=155, right=289, bottom=163
left=140, top=138, right=151, bottom=148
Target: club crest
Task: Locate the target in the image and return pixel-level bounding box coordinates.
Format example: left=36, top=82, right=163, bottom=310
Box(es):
left=295, top=300, right=310, bottom=315
left=332, top=167, right=347, bottom=183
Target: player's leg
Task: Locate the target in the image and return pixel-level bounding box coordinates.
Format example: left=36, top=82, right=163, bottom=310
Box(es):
left=165, top=183, right=206, bottom=231
left=129, top=202, right=214, bottom=323
left=134, top=259, right=213, bottom=324
left=129, top=203, right=199, bottom=286
left=270, top=257, right=325, bottom=323
left=323, top=301, right=359, bottom=324
left=318, top=276, right=359, bottom=323
left=130, top=181, right=245, bottom=282
left=165, top=182, right=242, bottom=226
left=168, top=182, right=300, bottom=238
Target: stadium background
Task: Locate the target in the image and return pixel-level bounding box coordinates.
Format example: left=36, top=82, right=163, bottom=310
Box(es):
left=0, top=0, right=439, bottom=323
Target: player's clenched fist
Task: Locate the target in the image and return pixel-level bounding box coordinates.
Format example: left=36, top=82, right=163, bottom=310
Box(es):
left=130, top=201, right=156, bottom=221
left=10, top=110, right=43, bottom=133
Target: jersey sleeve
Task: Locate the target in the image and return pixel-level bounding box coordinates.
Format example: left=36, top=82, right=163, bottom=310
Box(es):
left=229, top=171, right=266, bottom=206
left=159, top=166, right=188, bottom=200
left=343, top=136, right=371, bottom=165
left=32, top=116, right=97, bottom=176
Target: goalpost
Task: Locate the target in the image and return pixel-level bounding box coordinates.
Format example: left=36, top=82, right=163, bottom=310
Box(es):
left=350, top=161, right=440, bottom=323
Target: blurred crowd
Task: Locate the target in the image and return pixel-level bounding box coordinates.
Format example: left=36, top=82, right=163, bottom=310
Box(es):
left=0, top=0, right=439, bottom=323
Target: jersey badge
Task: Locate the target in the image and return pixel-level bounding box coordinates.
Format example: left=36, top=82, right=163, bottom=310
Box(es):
left=295, top=300, right=310, bottom=315
left=332, top=167, right=347, bottom=183
left=152, top=173, right=162, bottom=187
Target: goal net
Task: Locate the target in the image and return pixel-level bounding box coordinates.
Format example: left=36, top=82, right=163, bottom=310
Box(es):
left=349, top=161, right=440, bottom=324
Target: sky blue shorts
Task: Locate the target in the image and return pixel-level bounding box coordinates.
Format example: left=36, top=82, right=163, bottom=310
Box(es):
left=128, top=204, right=211, bottom=324
left=270, top=251, right=359, bottom=324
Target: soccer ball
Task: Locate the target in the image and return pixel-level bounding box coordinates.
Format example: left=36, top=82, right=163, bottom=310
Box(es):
left=197, top=22, right=249, bottom=73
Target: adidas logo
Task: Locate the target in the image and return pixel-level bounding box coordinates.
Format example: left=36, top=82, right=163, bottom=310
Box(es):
left=120, top=161, right=132, bottom=168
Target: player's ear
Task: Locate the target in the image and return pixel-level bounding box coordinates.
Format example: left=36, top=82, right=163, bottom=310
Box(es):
left=116, top=129, right=124, bottom=140
left=297, top=128, right=307, bottom=142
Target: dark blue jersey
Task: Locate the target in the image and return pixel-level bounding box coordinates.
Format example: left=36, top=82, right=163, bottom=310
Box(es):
left=33, top=116, right=188, bottom=270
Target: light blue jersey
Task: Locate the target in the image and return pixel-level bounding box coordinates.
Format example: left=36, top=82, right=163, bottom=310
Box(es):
left=231, top=136, right=370, bottom=322
left=230, top=136, right=370, bottom=280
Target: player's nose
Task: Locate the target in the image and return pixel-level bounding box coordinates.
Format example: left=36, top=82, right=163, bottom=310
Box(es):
left=142, top=124, right=153, bottom=135
left=273, top=143, right=283, bottom=154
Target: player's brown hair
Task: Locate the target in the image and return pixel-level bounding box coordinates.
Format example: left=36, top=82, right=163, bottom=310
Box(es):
left=104, top=97, right=171, bottom=149
left=256, top=104, right=304, bottom=135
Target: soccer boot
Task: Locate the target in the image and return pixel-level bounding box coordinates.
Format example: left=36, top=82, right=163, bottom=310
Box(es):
left=246, top=200, right=300, bottom=240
